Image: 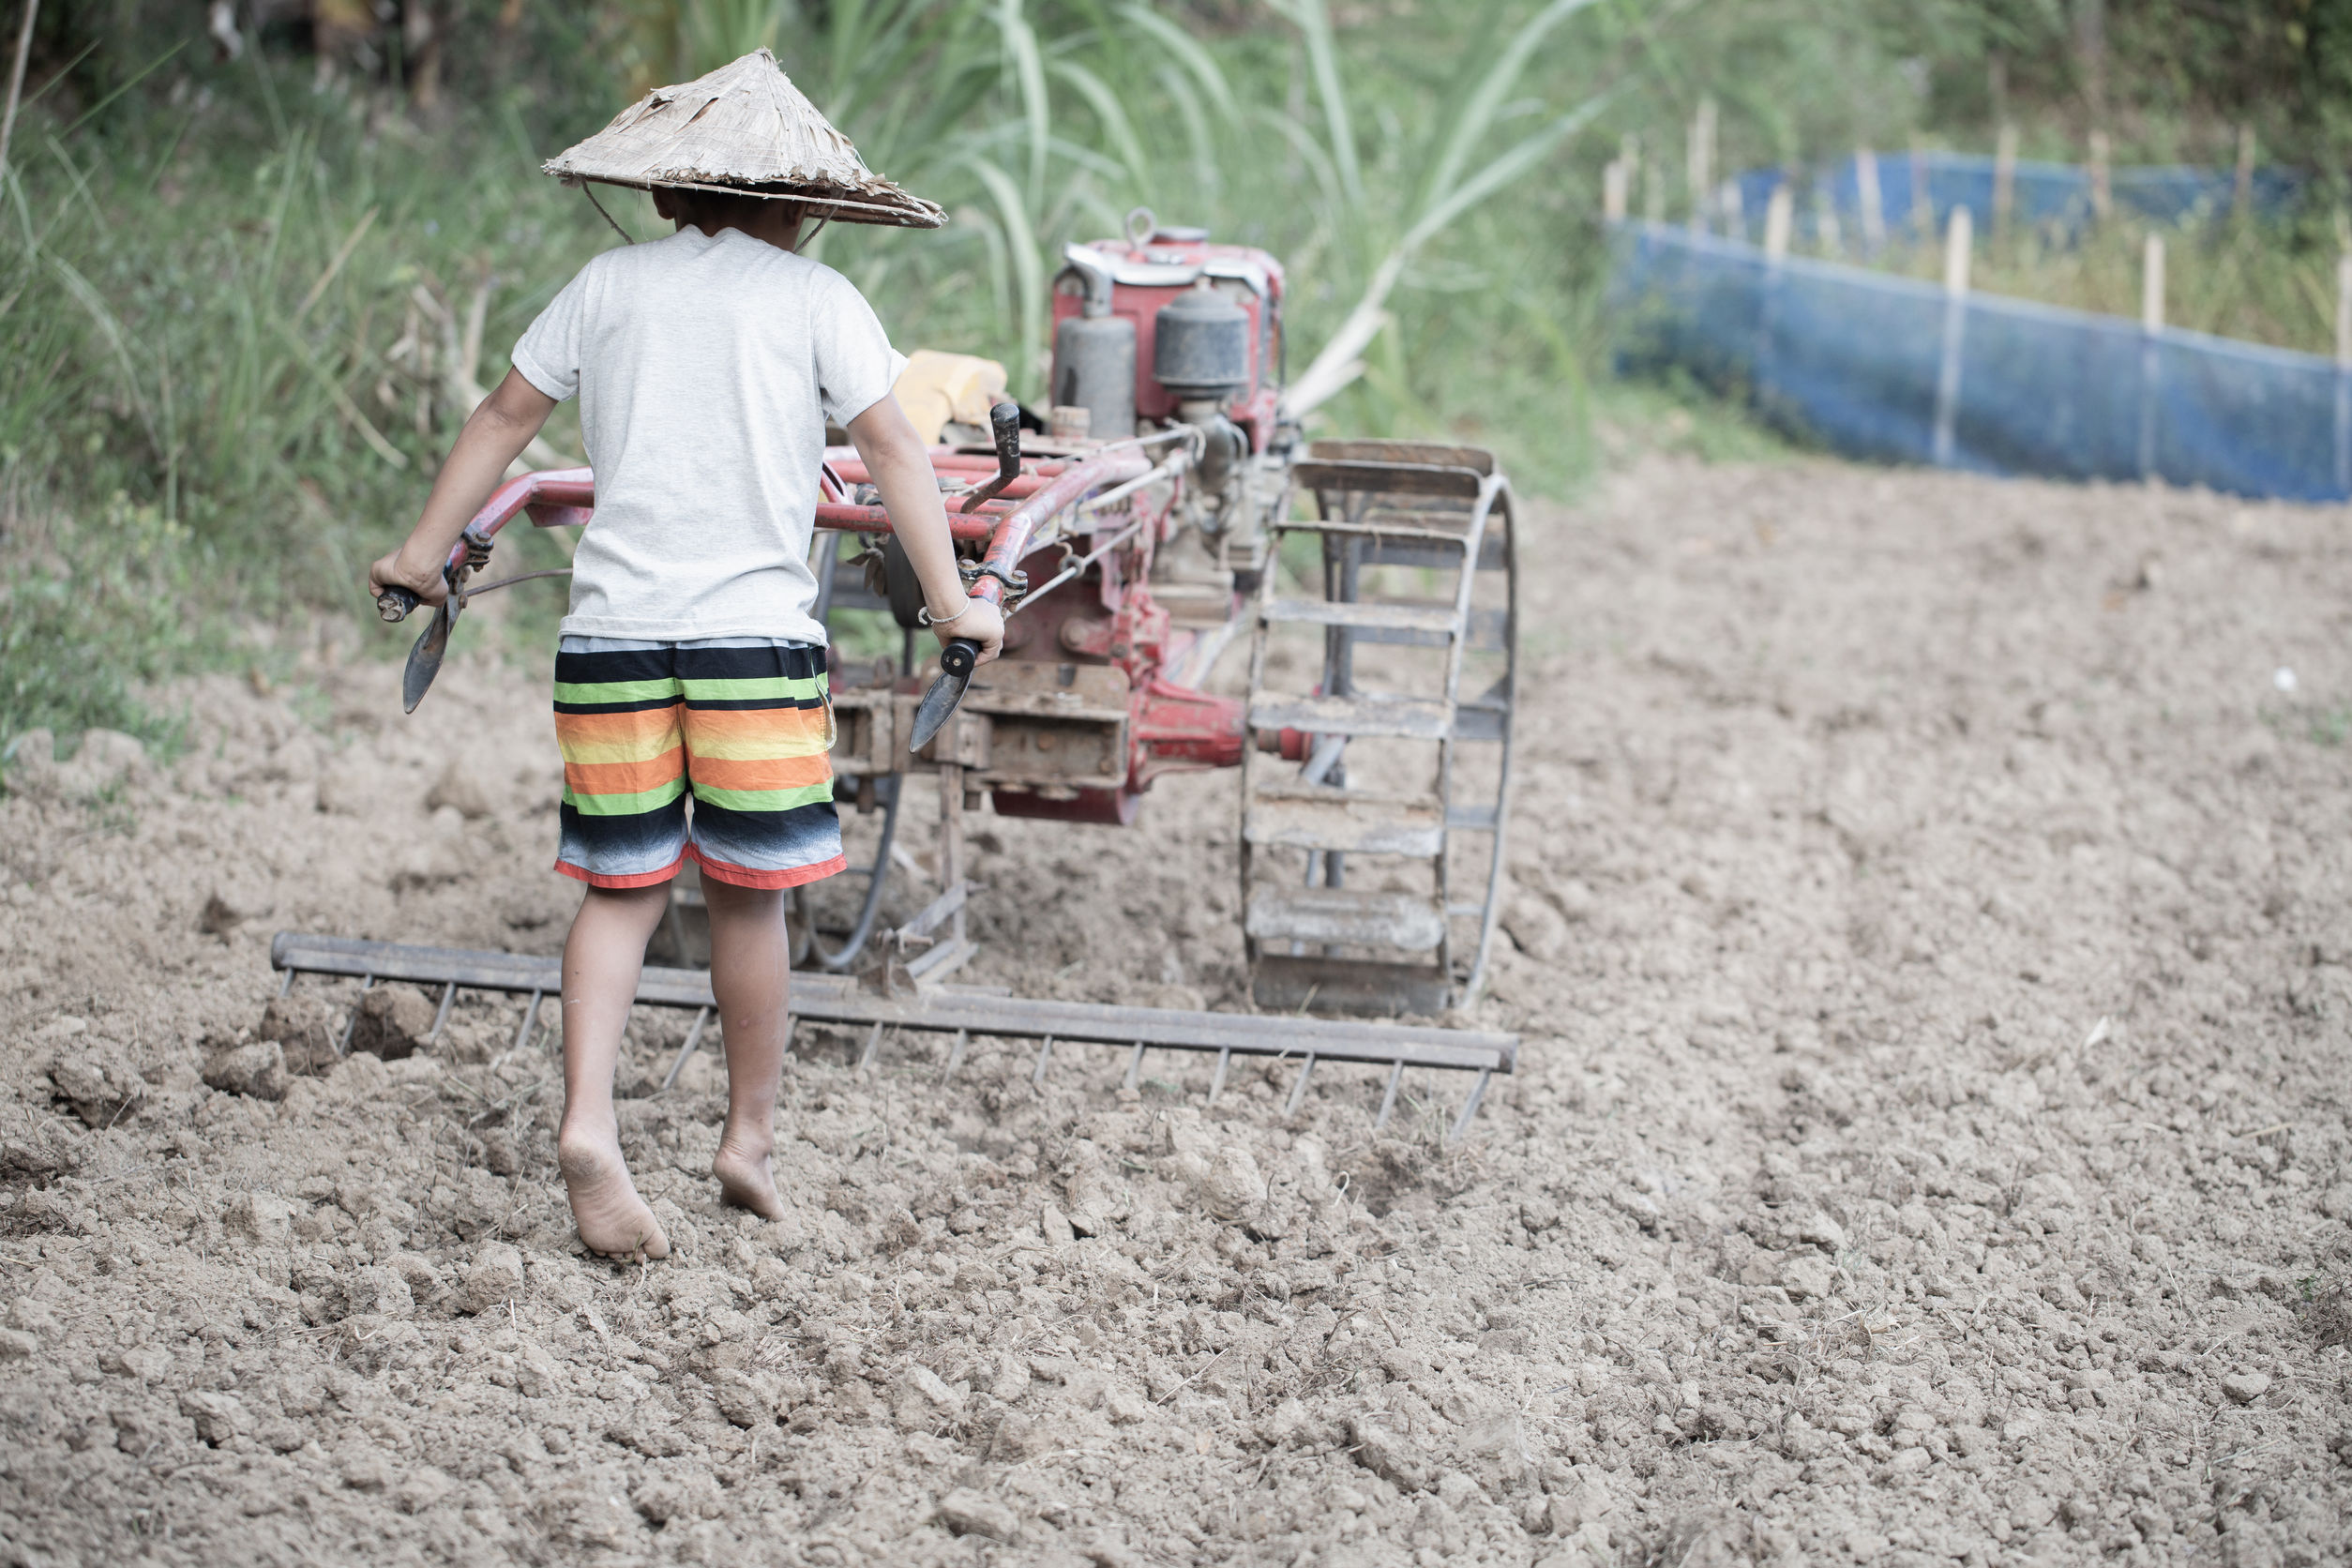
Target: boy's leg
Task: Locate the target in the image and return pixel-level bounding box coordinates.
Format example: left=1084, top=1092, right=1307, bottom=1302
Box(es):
left=671, top=638, right=844, bottom=1218
left=701, top=878, right=791, bottom=1218
left=556, top=882, right=673, bottom=1259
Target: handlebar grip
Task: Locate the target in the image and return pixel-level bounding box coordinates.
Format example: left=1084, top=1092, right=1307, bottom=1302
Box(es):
left=940, top=638, right=979, bottom=679
left=377, top=585, right=419, bottom=623
left=989, top=397, right=1021, bottom=479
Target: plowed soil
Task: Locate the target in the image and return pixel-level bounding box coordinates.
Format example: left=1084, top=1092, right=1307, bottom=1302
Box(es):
left=3, top=454, right=2349, bottom=1568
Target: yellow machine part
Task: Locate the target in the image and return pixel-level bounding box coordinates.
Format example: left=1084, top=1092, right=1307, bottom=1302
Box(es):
left=891, top=350, right=1009, bottom=445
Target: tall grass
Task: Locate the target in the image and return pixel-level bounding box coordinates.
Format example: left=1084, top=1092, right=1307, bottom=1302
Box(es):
left=0, top=0, right=2036, bottom=751
left=1855, top=209, right=2341, bottom=356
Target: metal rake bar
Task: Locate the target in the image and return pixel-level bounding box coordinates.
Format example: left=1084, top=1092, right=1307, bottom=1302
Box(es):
left=271, top=933, right=1515, bottom=1138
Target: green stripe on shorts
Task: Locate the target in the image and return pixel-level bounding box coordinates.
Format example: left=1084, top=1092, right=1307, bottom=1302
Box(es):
left=553, top=677, right=682, bottom=705
left=688, top=780, right=838, bottom=813
left=678, top=674, right=826, bottom=703
left=562, top=777, right=689, bottom=815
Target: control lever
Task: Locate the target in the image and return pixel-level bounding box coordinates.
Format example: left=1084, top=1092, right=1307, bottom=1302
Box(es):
left=958, top=397, right=1025, bottom=513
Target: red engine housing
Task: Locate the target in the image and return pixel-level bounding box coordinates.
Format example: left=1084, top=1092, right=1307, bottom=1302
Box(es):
left=1048, top=228, right=1286, bottom=454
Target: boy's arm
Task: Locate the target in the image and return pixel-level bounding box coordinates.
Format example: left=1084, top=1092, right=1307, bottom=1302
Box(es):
left=846, top=398, right=1005, bottom=665
left=368, top=369, right=561, bottom=607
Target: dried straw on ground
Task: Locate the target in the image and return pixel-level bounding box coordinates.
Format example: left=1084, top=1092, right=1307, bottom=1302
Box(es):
left=543, top=49, right=944, bottom=230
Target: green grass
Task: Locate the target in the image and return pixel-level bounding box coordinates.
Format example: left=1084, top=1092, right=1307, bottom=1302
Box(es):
left=0, top=0, right=2189, bottom=761
left=1855, top=204, right=2341, bottom=357
left=0, top=494, right=200, bottom=752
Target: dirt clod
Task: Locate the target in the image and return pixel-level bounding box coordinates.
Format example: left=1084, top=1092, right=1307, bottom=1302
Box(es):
left=203, top=1038, right=288, bottom=1099
left=349, top=983, right=436, bottom=1060
left=2224, top=1372, right=2274, bottom=1405
left=937, top=1487, right=1019, bottom=1541
left=47, top=1044, right=145, bottom=1129
left=255, top=993, right=340, bottom=1074
left=1202, top=1144, right=1268, bottom=1222
left=460, top=1242, right=526, bottom=1315
left=425, top=759, right=493, bottom=820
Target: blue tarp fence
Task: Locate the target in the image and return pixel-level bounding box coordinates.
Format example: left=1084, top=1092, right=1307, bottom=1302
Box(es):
left=1610, top=221, right=2349, bottom=504
left=1719, top=152, right=2302, bottom=249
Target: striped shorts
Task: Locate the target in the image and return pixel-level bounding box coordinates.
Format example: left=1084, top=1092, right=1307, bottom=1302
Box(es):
left=551, top=636, right=845, bottom=890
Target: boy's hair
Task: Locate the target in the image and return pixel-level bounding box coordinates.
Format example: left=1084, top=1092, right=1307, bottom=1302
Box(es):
left=660, top=187, right=808, bottom=232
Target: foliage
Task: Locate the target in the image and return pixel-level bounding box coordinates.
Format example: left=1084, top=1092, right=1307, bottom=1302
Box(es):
left=0, top=495, right=198, bottom=750
left=6, top=0, right=2329, bottom=748
left=1860, top=204, right=2341, bottom=357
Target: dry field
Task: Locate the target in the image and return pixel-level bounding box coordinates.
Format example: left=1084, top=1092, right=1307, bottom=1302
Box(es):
left=1, top=453, right=2348, bottom=1567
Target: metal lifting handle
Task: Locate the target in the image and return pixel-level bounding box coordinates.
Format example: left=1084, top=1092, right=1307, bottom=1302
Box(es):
left=957, top=397, right=1027, bottom=514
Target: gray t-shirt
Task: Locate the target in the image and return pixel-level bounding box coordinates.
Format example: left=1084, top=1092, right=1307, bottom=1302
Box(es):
left=510, top=226, right=905, bottom=644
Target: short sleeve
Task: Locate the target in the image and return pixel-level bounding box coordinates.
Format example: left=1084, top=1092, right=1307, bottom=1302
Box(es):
left=510, top=265, right=591, bottom=402
left=811, top=269, right=908, bottom=426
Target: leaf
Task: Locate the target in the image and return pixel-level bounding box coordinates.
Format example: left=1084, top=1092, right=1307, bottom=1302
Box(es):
left=996, top=0, right=1053, bottom=212
left=1420, top=0, right=1609, bottom=216
left=962, top=157, right=1044, bottom=391
left=1116, top=4, right=1238, bottom=123
left=1049, top=59, right=1153, bottom=202
left=1273, top=0, right=1364, bottom=209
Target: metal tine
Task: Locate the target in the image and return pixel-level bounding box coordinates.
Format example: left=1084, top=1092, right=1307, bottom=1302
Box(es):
left=1284, top=1053, right=1318, bottom=1117
left=512, top=988, right=543, bottom=1054
left=857, top=1022, right=885, bottom=1075
left=941, top=1028, right=968, bottom=1081
left=781, top=1015, right=795, bottom=1059
left=278, top=968, right=295, bottom=998
left=1448, top=1067, right=1492, bottom=1144
left=1374, top=1059, right=1405, bottom=1130
left=662, top=1006, right=711, bottom=1092
left=1031, top=1034, right=1056, bottom=1089
left=428, top=982, right=457, bottom=1046
left=1207, top=1046, right=1230, bottom=1105
left=338, top=973, right=374, bottom=1055
left=1122, top=1042, right=1146, bottom=1092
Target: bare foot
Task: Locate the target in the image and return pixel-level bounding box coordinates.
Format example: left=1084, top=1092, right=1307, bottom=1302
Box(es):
left=714, top=1135, right=786, bottom=1220
left=556, top=1130, right=670, bottom=1260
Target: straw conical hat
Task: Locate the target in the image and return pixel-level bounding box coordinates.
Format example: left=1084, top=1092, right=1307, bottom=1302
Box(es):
left=543, top=49, right=945, bottom=229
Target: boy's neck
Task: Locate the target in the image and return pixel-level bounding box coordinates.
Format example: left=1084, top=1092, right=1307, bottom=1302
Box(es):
left=677, top=211, right=805, bottom=252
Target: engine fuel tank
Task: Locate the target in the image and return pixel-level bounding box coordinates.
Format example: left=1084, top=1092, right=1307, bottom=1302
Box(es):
left=1051, top=314, right=1137, bottom=442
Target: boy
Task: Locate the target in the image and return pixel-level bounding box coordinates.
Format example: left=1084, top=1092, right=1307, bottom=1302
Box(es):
left=368, top=52, right=1002, bottom=1261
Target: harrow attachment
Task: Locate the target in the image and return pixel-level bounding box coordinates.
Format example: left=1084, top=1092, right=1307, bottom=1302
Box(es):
left=270, top=933, right=1517, bottom=1139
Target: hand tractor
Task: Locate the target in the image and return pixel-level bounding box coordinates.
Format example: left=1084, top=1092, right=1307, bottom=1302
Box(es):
left=293, top=210, right=1522, bottom=1137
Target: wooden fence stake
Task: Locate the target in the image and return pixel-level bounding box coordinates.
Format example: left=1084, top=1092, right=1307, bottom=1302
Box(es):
left=2233, top=125, right=2254, bottom=224
left=1910, top=136, right=1935, bottom=242
left=2089, top=130, right=2112, bottom=224
left=1602, top=158, right=1628, bottom=224
left=1931, top=206, right=1971, bottom=467
left=2333, top=253, right=2350, bottom=495
left=2137, top=231, right=2165, bottom=480
left=1763, top=183, right=1793, bottom=263
left=1993, top=123, right=2017, bottom=237
left=1688, top=98, right=1716, bottom=233
left=1756, top=180, right=1796, bottom=409
left=1856, top=146, right=1885, bottom=252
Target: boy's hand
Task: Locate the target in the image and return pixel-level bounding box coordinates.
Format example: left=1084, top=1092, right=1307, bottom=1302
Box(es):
left=370, top=369, right=559, bottom=617
left=368, top=547, right=450, bottom=610
left=928, top=596, right=1004, bottom=665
